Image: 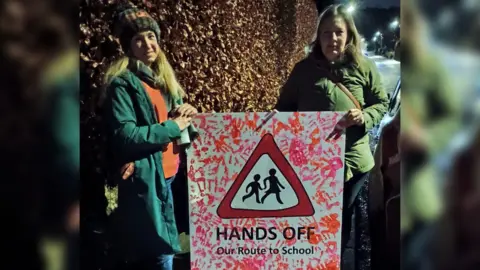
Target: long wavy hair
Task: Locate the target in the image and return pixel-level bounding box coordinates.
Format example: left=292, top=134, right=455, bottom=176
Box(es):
left=307, top=4, right=363, bottom=66
left=104, top=48, right=185, bottom=99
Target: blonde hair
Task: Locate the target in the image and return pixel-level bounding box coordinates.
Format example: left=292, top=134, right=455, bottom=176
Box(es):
left=104, top=49, right=185, bottom=99
left=307, top=4, right=363, bottom=66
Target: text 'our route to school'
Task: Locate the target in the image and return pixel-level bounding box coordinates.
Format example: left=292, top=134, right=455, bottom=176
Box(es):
left=216, top=246, right=315, bottom=255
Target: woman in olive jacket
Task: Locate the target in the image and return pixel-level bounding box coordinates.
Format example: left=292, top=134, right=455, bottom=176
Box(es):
left=275, top=4, right=389, bottom=270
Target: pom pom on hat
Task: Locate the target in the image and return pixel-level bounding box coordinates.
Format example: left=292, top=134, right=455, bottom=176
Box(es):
left=112, top=2, right=161, bottom=53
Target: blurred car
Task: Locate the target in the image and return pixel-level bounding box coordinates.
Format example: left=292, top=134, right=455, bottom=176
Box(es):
left=369, top=78, right=401, bottom=152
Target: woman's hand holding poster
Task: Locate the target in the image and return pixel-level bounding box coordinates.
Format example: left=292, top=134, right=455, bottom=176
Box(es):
left=188, top=112, right=346, bottom=270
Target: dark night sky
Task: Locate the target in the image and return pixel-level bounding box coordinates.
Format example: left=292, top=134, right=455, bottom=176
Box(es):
left=363, top=0, right=400, bottom=8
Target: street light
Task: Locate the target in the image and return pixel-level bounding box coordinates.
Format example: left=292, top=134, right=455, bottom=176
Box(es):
left=346, top=4, right=355, bottom=14
left=390, top=19, right=399, bottom=29
left=371, top=36, right=377, bottom=52
left=375, top=31, right=381, bottom=37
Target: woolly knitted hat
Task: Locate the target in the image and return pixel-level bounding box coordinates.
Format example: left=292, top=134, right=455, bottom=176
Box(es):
left=112, top=3, right=161, bottom=53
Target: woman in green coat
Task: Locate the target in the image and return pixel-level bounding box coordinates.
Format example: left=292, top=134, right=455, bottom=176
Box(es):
left=275, top=4, right=388, bottom=270
left=103, top=5, right=198, bottom=270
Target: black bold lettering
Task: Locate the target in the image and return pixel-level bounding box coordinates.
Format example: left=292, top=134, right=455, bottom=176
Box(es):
left=256, top=227, right=267, bottom=240
left=283, top=227, right=296, bottom=240
left=216, top=227, right=228, bottom=240
left=297, top=227, right=307, bottom=239
left=268, top=227, right=277, bottom=240
left=307, top=227, right=315, bottom=240
left=243, top=227, right=254, bottom=240
left=229, top=228, right=240, bottom=240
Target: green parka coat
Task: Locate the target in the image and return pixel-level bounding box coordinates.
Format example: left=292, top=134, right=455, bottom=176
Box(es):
left=104, top=68, right=197, bottom=260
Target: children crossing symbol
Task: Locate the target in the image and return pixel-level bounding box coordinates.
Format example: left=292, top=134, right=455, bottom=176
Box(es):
left=217, top=133, right=315, bottom=219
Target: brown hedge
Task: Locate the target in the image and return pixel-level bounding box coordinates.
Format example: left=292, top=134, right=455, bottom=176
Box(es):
left=80, top=0, right=317, bottom=113
left=80, top=0, right=318, bottom=209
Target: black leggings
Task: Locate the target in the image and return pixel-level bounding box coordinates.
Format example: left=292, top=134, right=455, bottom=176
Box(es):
left=341, top=172, right=371, bottom=270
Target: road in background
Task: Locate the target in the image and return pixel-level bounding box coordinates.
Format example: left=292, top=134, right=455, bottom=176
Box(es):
left=368, top=54, right=400, bottom=96
left=365, top=54, right=401, bottom=152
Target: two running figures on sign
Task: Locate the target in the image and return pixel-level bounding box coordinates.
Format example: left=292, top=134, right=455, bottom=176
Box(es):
left=242, top=169, right=285, bottom=205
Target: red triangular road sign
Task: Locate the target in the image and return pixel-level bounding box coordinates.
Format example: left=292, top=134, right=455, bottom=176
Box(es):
left=217, top=133, right=315, bottom=219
